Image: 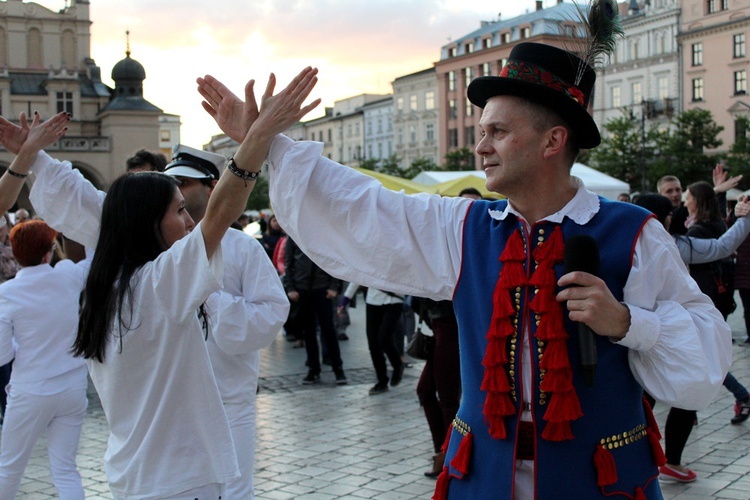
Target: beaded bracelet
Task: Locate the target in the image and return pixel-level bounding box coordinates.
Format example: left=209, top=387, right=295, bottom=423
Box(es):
left=227, top=157, right=260, bottom=187
left=5, top=169, right=27, bottom=179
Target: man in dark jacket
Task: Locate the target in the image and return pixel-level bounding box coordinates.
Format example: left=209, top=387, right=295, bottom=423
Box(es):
left=283, top=237, right=347, bottom=385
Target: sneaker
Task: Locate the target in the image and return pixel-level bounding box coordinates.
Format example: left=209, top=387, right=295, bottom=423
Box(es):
left=334, top=369, right=348, bottom=385
left=368, top=382, right=389, bottom=396
left=731, top=397, right=750, bottom=424
left=390, top=363, right=405, bottom=387
left=302, top=371, right=320, bottom=385
left=659, top=464, right=697, bottom=483
left=338, top=333, right=349, bottom=340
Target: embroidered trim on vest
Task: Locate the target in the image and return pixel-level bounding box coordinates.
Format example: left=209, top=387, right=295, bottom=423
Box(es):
left=481, top=228, right=525, bottom=439
left=452, top=416, right=471, bottom=436
left=481, top=225, right=583, bottom=442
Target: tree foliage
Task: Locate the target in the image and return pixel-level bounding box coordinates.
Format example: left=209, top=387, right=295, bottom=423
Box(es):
left=443, top=147, right=475, bottom=170
left=588, top=108, right=724, bottom=192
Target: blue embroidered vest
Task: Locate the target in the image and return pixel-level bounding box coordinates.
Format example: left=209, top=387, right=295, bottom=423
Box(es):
left=447, top=198, right=662, bottom=499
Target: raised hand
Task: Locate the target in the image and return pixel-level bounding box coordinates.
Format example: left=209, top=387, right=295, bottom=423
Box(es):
left=197, top=75, right=258, bottom=143
left=20, top=111, right=69, bottom=156
left=713, top=163, right=743, bottom=194
left=0, top=112, right=31, bottom=155
left=248, top=67, right=321, bottom=140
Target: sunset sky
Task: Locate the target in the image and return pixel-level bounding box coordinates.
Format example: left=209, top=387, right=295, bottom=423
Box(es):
left=33, top=0, right=568, bottom=148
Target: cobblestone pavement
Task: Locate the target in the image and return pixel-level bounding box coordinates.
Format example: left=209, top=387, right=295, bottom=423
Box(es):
left=7, top=297, right=750, bottom=499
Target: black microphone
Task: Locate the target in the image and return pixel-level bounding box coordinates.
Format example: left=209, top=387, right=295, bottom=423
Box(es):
left=563, top=235, right=600, bottom=387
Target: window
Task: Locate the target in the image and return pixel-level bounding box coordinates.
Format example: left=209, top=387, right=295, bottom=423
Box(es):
left=521, top=27, right=530, bottom=39
left=449, top=128, right=459, bottom=148
left=449, top=99, right=458, bottom=119
left=735, top=70, right=747, bottom=95
left=692, top=78, right=704, bottom=101
left=631, top=39, right=639, bottom=60
left=482, top=62, right=491, bottom=76
left=465, top=67, right=473, bottom=88
left=448, top=47, right=457, bottom=57
left=396, top=97, right=404, bottom=111
left=426, top=123, right=435, bottom=142
left=658, top=77, right=669, bottom=100
left=464, top=126, right=475, bottom=146
left=355, top=123, right=360, bottom=136
left=397, top=127, right=403, bottom=145
left=501, top=32, right=510, bottom=44
left=734, top=33, right=746, bottom=58
left=611, top=86, right=621, bottom=108
left=448, top=71, right=456, bottom=91
left=347, top=124, right=352, bottom=137
left=465, top=97, right=474, bottom=117
left=692, top=43, right=703, bottom=66
left=27, top=28, right=42, bottom=67
left=425, top=91, right=435, bottom=110
left=483, top=38, right=491, bottom=49
left=465, top=42, right=474, bottom=54
left=160, top=130, right=171, bottom=142
left=56, top=91, right=73, bottom=114
left=707, top=0, right=728, bottom=13
left=410, top=125, right=417, bottom=143
left=631, top=82, right=642, bottom=105
left=410, top=94, right=417, bottom=111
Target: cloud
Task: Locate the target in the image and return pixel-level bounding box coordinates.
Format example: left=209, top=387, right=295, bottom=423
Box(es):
left=32, top=0, right=541, bottom=146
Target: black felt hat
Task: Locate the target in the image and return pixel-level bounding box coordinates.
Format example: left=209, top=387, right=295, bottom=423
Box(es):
left=467, top=42, right=600, bottom=149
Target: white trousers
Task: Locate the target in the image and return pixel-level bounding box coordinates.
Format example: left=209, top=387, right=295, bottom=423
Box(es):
left=0, top=385, right=87, bottom=500
left=223, top=401, right=257, bottom=500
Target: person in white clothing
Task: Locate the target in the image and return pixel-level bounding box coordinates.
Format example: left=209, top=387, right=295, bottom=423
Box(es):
left=0, top=68, right=320, bottom=499
left=163, top=143, right=289, bottom=499
left=339, top=284, right=404, bottom=395
left=0, top=221, right=90, bottom=500
left=196, top=43, right=731, bottom=498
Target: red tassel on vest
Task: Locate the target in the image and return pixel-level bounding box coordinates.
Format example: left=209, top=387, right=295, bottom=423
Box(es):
left=440, top=426, right=452, bottom=455
left=594, top=443, right=618, bottom=486
left=432, top=467, right=450, bottom=500
left=449, top=432, right=473, bottom=478
left=647, top=428, right=667, bottom=466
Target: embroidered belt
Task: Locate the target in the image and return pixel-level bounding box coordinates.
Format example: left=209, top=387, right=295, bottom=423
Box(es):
left=599, top=423, right=648, bottom=450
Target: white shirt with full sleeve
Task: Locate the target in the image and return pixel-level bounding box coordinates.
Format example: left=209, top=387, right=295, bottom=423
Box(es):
left=0, top=259, right=90, bottom=393
left=266, top=134, right=732, bottom=412
left=28, top=153, right=239, bottom=499
left=29, top=151, right=287, bottom=498
left=204, top=228, right=288, bottom=499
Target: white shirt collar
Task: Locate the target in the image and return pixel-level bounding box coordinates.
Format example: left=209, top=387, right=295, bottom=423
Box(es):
left=487, top=176, right=600, bottom=227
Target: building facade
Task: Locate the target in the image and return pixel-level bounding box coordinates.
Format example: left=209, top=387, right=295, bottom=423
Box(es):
left=593, top=0, right=681, bottom=134
left=435, top=0, right=585, bottom=169
left=0, top=0, right=177, bottom=210
left=392, top=67, right=439, bottom=168
left=679, top=0, right=750, bottom=151
left=362, top=96, right=393, bottom=166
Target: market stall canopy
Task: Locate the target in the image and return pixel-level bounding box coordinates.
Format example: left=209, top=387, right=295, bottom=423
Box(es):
left=413, top=164, right=629, bottom=200
left=353, top=167, right=436, bottom=194
left=431, top=175, right=500, bottom=198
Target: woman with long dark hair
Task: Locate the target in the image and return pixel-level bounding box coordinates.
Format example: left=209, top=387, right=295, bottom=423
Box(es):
left=0, top=68, right=319, bottom=499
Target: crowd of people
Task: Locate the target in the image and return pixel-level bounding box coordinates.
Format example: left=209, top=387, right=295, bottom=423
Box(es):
left=0, top=14, right=748, bottom=499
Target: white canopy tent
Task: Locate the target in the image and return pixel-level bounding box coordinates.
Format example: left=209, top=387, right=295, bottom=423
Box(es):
left=412, top=164, right=630, bottom=200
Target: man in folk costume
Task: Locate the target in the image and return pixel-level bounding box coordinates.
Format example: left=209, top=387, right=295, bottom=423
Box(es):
left=196, top=2, right=732, bottom=497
